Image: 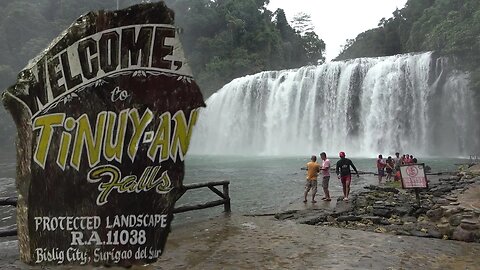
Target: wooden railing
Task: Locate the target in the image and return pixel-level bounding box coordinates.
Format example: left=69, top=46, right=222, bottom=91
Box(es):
left=173, top=180, right=231, bottom=213
left=0, top=197, right=17, bottom=207
left=0, top=181, right=231, bottom=237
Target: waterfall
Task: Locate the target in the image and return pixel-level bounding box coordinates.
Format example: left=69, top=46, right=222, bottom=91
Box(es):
left=190, top=52, right=479, bottom=157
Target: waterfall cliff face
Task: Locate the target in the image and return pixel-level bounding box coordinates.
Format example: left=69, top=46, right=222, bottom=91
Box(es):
left=191, top=52, right=479, bottom=157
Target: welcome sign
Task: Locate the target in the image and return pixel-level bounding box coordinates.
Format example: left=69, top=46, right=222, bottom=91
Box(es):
left=2, top=3, right=204, bottom=266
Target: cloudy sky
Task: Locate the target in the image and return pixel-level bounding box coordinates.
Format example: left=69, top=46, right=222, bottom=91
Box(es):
left=268, top=0, right=408, bottom=61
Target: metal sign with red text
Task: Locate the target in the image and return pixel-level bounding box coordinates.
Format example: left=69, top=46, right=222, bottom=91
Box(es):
left=400, top=163, right=428, bottom=189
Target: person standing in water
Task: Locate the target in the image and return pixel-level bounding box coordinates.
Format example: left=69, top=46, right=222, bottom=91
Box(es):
left=335, top=152, right=359, bottom=201
left=395, top=153, right=404, bottom=181
left=404, top=154, right=411, bottom=164
left=394, top=152, right=401, bottom=172
left=320, top=152, right=331, bottom=201
left=385, top=156, right=394, bottom=182
left=304, top=155, right=320, bottom=203
left=377, top=154, right=386, bottom=184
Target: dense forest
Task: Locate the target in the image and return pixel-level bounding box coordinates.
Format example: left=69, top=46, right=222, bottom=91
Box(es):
left=336, top=0, right=480, bottom=94
left=0, top=0, right=325, bottom=151
left=163, top=0, right=325, bottom=96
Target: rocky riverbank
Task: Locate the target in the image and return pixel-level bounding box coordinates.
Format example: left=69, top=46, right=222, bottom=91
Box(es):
left=275, top=166, right=480, bottom=243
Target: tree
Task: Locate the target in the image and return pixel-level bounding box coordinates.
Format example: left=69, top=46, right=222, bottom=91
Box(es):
left=274, top=8, right=293, bottom=39
left=291, top=12, right=314, bottom=36
left=334, top=0, right=480, bottom=97
left=301, top=31, right=326, bottom=65
left=339, top=38, right=356, bottom=54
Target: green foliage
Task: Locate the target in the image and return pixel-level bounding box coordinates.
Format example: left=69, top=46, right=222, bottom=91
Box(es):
left=165, top=0, right=326, bottom=96
left=335, top=0, right=480, bottom=94
left=337, top=28, right=386, bottom=60
left=301, top=31, right=326, bottom=65
left=291, top=12, right=315, bottom=36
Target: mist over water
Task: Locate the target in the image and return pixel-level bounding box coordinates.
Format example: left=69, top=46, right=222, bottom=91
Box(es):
left=191, top=52, right=479, bottom=157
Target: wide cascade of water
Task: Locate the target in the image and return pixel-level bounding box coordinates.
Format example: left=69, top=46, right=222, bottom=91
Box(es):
left=191, top=52, right=479, bottom=157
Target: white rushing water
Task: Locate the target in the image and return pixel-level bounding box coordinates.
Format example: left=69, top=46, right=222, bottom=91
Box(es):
left=190, top=52, right=479, bottom=157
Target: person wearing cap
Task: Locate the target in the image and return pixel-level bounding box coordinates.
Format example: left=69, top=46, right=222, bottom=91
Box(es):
left=335, top=151, right=359, bottom=201
left=304, top=155, right=321, bottom=203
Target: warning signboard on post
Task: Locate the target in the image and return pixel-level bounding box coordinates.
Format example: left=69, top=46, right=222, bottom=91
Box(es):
left=399, top=163, right=428, bottom=189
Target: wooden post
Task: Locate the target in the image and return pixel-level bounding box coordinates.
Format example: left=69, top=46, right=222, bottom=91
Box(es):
left=223, top=183, right=231, bottom=212
left=172, top=181, right=230, bottom=214
left=415, top=188, right=421, bottom=207
left=172, top=200, right=227, bottom=214
left=0, top=197, right=17, bottom=206
left=0, top=229, right=17, bottom=237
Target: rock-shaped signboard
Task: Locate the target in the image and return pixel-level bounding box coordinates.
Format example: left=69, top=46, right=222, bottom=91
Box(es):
left=1, top=2, right=205, bottom=266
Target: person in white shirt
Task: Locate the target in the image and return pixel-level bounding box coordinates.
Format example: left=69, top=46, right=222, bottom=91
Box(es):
left=320, top=152, right=331, bottom=201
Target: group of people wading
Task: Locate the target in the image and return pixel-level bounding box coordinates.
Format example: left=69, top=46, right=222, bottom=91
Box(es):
left=304, top=152, right=359, bottom=203
left=376, top=152, right=417, bottom=184
left=304, top=151, right=419, bottom=203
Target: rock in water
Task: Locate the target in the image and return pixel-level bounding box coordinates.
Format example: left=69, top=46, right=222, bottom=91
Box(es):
left=1, top=3, right=204, bottom=267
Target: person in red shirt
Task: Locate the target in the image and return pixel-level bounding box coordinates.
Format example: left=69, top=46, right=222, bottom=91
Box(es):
left=404, top=154, right=411, bottom=164
left=377, top=154, right=386, bottom=184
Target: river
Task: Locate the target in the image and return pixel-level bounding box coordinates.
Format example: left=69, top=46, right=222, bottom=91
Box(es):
left=0, top=154, right=466, bottom=230
left=1, top=154, right=478, bottom=269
